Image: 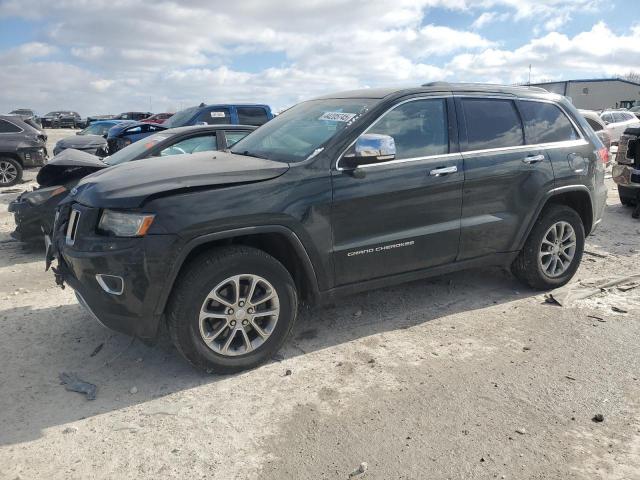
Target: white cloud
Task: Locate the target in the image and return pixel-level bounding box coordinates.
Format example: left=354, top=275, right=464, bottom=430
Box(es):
left=0, top=0, right=623, bottom=115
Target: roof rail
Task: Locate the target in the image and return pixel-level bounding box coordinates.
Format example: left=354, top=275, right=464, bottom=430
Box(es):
left=420, top=81, right=549, bottom=93
left=421, top=81, right=450, bottom=87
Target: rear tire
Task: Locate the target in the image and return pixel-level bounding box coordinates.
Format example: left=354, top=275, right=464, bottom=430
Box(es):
left=167, top=246, right=298, bottom=373
left=0, top=158, right=23, bottom=187
left=618, top=186, right=637, bottom=207
left=511, top=204, right=585, bottom=290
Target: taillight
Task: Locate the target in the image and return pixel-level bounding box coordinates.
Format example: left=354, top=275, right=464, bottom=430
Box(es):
left=597, top=147, right=609, bottom=165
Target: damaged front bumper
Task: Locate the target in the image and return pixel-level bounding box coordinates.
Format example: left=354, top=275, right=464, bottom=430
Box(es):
left=47, top=202, right=179, bottom=343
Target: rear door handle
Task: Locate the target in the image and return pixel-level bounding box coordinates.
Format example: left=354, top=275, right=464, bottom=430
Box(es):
left=429, top=166, right=458, bottom=176
left=523, top=154, right=545, bottom=164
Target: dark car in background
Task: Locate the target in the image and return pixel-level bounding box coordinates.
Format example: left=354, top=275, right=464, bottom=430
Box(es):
left=40, top=111, right=83, bottom=128
left=53, top=120, right=133, bottom=156
left=114, top=111, right=152, bottom=121
left=0, top=115, right=48, bottom=187
left=106, top=121, right=166, bottom=153
left=142, top=113, right=173, bottom=124
left=86, top=114, right=116, bottom=125
left=9, top=124, right=255, bottom=242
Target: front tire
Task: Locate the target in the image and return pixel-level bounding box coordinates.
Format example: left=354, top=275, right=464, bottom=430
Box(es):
left=0, top=158, right=23, bottom=187
left=167, top=246, right=298, bottom=373
left=512, top=204, right=585, bottom=290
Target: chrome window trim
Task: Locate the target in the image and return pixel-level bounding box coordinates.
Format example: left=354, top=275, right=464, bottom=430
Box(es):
left=335, top=95, right=590, bottom=171
left=335, top=95, right=450, bottom=171
left=0, top=118, right=24, bottom=134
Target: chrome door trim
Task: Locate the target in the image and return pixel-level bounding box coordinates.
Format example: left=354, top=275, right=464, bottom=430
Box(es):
left=430, top=165, right=458, bottom=176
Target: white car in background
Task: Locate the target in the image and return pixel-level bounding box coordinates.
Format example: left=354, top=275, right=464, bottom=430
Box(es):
left=599, top=110, right=640, bottom=144
left=579, top=109, right=612, bottom=150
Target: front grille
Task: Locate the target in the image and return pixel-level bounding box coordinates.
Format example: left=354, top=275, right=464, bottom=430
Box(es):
left=65, top=209, right=81, bottom=246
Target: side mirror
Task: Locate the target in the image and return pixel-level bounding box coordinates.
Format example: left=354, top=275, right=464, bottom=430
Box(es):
left=341, top=133, right=396, bottom=169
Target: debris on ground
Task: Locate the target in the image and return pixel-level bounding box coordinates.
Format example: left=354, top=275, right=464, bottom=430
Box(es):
left=592, top=414, right=605, bottom=423
left=59, top=372, right=97, bottom=400
left=129, top=386, right=138, bottom=394
left=515, top=428, right=527, bottom=435
left=584, top=250, right=608, bottom=258
left=565, top=376, right=576, bottom=381
left=611, top=306, right=628, bottom=313
left=284, top=369, right=292, bottom=376
left=62, top=427, right=77, bottom=434
left=587, top=315, right=606, bottom=323
left=544, top=274, right=640, bottom=307
left=349, top=462, right=368, bottom=477
left=89, top=343, right=104, bottom=357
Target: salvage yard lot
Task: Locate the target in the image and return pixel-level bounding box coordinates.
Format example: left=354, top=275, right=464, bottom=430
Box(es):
left=0, top=136, right=639, bottom=479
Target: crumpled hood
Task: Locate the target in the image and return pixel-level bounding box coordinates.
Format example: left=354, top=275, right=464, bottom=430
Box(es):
left=36, top=149, right=107, bottom=187
left=72, top=150, right=290, bottom=209
left=57, top=134, right=106, bottom=149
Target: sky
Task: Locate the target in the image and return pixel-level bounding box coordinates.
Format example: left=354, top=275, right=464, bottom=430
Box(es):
left=0, top=0, right=638, bottom=116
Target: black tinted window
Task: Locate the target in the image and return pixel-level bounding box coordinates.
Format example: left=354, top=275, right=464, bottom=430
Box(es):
left=237, top=107, right=269, bottom=126
left=197, top=109, right=231, bottom=125
left=462, top=99, right=523, bottom=150
left=585, top=117, right=603, bottom=132
left=368, top=99, right=448, bottom=160
left=0, top=119, right=21, bottom=133
left=519, top=101, right=578, bottom=144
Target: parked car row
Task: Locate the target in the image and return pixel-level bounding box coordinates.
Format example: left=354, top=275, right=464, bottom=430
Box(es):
left=0, top=115, right=48, bottom=187
left=10, top=83, right=606, bottom=374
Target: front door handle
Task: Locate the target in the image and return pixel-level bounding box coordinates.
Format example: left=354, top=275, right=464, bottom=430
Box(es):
left=429, top=165, right=458, bottom=176
left=523, top=154, right=545, bottom=164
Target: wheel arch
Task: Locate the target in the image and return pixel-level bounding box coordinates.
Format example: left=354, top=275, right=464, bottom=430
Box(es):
left=155, top=225, right=321, bottom=315
left=518, top=185, right=594, bottom=250
left=0, top=152, right=23, bottom=166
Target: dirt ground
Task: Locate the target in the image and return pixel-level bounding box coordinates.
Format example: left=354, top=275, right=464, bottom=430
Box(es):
left=0, top=131, right=639, bottom=479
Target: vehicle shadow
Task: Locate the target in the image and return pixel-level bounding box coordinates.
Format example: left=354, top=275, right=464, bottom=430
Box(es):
left=0, top=265, right=535, bottom=446
left=0, top=239, right=44, bottom=268
left=584, top=201, right=639, bottom=257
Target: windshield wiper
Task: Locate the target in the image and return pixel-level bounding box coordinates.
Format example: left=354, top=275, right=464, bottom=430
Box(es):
left=234, top=150, right=267, bottom=159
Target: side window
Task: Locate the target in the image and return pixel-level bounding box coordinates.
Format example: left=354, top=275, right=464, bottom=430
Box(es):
left=224, top=130, right=251, bottom=147
left=236, top=107, right=269, bottom=126
left=601, top=113, right=612, bottom=123
left=367, top=99, right=448, bottom=160
left=462, top=98, right=523, bottom=151
left=160, top=135, right=218, bottom=156
left=196, top=108, right=230, bottom=125
left=585, top=118, right=603, bottom=132
left=0, top=119, right=21, bottom=133
left=519, top=101, right=578, bottom=144
left=612, top=112, right=626, bottom=123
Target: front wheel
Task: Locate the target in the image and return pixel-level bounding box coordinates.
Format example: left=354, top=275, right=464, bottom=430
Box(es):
left=167, top=246, right=298, bottom=373
left=512, top=204, right=585, bottom=290
left=0, top=158, right=23, bottom=187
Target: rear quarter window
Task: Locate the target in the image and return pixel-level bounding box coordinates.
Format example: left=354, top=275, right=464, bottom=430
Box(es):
left=236, top=107, right=269, bottom=126
left=585, top=117, right=603, bottom=132
left=0, top=119, right=22, bottom=133
left=461, top=98, right=523, bottom=151
left=519, top=101, right=578, bottom=144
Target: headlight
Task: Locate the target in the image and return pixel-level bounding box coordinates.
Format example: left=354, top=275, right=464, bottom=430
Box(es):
left=24, top=185, right=67, bottom=205
left=98, top=210, right=155, bottom=237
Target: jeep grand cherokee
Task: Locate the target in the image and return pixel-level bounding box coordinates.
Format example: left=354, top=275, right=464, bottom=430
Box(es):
left=47, top=83, right=608, bottom=373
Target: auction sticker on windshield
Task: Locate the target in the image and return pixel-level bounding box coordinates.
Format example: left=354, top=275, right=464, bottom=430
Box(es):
left=319, top=112, right=357, bottom=122
left=210, top=111, right=226, bottom=118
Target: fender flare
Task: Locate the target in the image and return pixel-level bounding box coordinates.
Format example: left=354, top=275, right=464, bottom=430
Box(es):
left=516, top=184, right=593, bottom=251
left=154, top=225, right=321, bottom=314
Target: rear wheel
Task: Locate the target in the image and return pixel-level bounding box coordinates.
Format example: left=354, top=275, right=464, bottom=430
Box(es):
left=167, top=246, right=298, bottom=373
left=0, top=158, right=23, bottom=187
left=512, top=204, right=585, bottom=290
left=618, top=186, right=637, bottom=207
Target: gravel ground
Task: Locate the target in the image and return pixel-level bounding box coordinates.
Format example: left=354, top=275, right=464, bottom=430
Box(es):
left=0, top=131, right=639, bottom=479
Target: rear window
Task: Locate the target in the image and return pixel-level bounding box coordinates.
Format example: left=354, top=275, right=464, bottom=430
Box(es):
left=0, top=119, right=22, bottom=133
left=236, top=107, right=269, bottom=126
left=519, top=101, right=578, bottom=144
left=462, top=98, right=523, bottom=151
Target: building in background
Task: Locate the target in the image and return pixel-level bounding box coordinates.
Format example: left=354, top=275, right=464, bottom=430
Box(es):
left=529, top=78, right=640, bottom=110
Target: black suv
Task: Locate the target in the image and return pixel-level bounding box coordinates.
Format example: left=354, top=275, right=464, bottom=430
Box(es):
left=47, top=83, right=607, bottom=373
left=0, top=115, right=48, bottom=186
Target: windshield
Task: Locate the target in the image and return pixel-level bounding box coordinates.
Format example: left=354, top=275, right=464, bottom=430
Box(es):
left=80, top=123, right=113, bottom=136
left=162, top=106, right=197, bottom=128
left=230, top=99, right=376, bottom=163
left=103, top=132, right=171, bottom=165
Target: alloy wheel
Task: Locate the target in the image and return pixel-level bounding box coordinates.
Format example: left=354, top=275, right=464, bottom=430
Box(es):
left=198, top=274, right=280, bottom=356
left=0, top=160, right=18, bottom=185
left=538, top=221, right=577, bottom=278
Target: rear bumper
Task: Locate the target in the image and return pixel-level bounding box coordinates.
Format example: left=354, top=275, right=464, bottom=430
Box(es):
left=612, top=164, right=640, bottom=189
